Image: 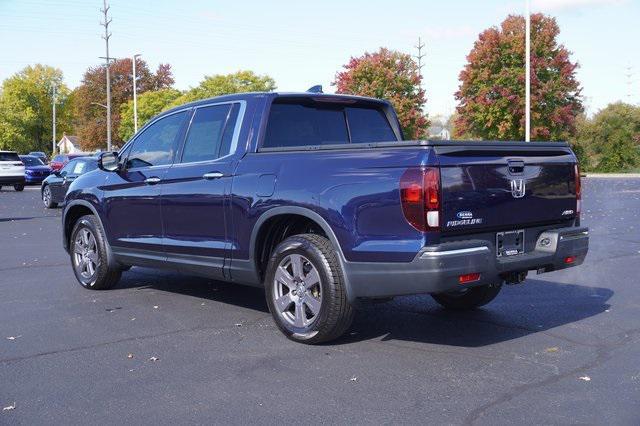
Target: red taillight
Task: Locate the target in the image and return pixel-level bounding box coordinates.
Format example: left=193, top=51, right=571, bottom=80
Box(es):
left=564, top=256, right=576, bottom=264
left=400, top=167, right=441, bottom=232
left=459, top=273, right=481, bottom=284
left=574, top=164, right=581, bottom=215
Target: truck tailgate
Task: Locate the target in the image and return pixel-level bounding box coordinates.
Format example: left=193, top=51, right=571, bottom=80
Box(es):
left=435, top=143, right=578, bottom=233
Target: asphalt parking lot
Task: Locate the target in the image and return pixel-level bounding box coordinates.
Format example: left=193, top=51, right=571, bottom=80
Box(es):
left=0, top=179, right=639, bottom=425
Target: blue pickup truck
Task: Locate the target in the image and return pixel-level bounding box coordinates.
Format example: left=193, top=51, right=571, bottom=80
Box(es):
left=62, top=91, right=589, bottom=343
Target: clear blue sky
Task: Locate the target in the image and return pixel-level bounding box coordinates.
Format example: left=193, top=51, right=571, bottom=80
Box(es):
left=0, top=0, right=638, bottom=118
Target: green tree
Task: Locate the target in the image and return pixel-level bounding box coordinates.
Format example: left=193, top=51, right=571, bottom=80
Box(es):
left=455, top=14, right=583, bottom=141
left=118, top=88, right=183, bottom=141
left=74, top=58, right=174, bottom=151
left=332, top=48, right=429, bottom=139
left=572, top=103, right=640, bottom=172
left=173, top=70, right=276, bottom=105
left=0, top=64, right=72, bottom=154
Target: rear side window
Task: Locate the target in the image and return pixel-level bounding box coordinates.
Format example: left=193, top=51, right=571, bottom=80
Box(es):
left=180, top=104, right=236, bottom=163
left=262, top=100, right=397, bottom=149
left=0, top=152, right=20, bottom=162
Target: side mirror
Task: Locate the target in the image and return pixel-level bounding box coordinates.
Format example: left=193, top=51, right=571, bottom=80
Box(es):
left=99, top=152, right=119, bottom=172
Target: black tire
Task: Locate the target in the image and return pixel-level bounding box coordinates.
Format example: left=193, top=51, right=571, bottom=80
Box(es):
left=42, top=185, right=57, bottom=208
left=14, top=184, right=24, bottom=191
left=69, top=214, right=121, bottom=290
left=264, top=234, right=354, bottom=344
left=431, top=283, right=502, bottom=310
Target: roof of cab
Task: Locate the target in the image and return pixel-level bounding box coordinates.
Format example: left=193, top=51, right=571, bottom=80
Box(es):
left=158, top=91, right=390, bottom=118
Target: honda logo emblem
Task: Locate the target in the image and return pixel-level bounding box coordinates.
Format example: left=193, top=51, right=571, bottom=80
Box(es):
left=510, top=179, right=526, bottom=198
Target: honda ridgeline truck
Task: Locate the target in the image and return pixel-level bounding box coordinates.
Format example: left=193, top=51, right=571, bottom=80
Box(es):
left=61, top=91, right=589, bottom=343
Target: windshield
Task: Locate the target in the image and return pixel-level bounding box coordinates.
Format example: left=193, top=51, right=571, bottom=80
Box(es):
left=20, top=156, right=44, bottom=166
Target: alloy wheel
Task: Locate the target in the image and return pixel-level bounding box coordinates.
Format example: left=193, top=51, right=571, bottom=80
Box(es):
left=272, top=254, right=322, bottom=328
left=42, top=186, right=51, bottom=207
left=73, top=228, right=100, bottom=281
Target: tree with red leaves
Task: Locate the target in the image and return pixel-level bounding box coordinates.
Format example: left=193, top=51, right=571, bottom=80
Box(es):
left=333, top=48, right=429, bottom=140
left=455, top=14, right=583, bottom=141
left=73, top=58, right=174, bottom=150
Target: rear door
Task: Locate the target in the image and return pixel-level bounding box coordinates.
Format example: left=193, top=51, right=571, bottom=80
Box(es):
left=437, top=143, right=578, bottom=233
left=161, top=102, right=243, bottom=278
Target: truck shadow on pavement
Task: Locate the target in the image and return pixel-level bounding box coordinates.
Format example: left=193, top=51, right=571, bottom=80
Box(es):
left=343, top=278, right=613, bottom=347
left=118, top=271, right=612, bottom=347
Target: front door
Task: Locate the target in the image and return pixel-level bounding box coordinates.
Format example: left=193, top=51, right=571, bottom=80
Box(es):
left=161, top=102, right=242, bottom=279
left=103, top=110, right=189, bottom=254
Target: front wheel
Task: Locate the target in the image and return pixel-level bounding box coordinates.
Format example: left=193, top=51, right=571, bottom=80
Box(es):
left=70, top=215, right=121, bottom=290
left=265, top=234, right=354, bottom=344
left=42, top=185, right=57, bottom=208
left=14, top=184, right=24, bottom=191
left=431, top=283, right=502, bottom=310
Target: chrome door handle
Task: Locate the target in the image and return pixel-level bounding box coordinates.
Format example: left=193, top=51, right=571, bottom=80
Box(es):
left=203, top=172, right=224, bottom=180
left=144, top=177, right=161, bottom=185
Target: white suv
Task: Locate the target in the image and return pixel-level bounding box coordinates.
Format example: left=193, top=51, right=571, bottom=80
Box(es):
left=0, top=151, right=25, bottom=191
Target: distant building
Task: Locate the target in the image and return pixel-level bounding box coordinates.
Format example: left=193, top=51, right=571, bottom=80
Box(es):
left=428, top=125, right=451, bottom=140
left=57, top=134, right=80, bottom=154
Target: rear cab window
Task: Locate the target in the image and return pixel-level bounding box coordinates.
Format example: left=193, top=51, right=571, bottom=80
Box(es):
left=262, top=97, right=399, bottom=149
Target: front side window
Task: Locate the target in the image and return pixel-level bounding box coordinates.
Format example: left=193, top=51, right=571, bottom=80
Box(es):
left=181, top=105, right=233, bottom=163
left=126, top=111, right=188, bottom=169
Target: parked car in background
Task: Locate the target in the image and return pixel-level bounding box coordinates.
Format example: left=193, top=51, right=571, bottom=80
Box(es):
left=50, top=153, right=89, bottom=172
left=42, top=157, right=98, bottom=208
left=28, top=151, right=49, bottom=164
left=0, top=150, right=25, bottom=191
left=19, top=155, right=51, bottom=184
left=61, top=91, right=589, bottom=344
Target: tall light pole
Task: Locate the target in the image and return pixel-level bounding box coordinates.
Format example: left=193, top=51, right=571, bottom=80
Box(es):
left=51, top=85, right=57, bottom=155
left=100, top=0, right=113, bottom=151
left=525, top=0, right=531, bottom=142
left=132, top=53, right=141, bottom=133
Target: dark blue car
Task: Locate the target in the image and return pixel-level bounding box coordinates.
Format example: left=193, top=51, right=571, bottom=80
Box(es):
left=61, top=91, right=589, bottom=344
left=19, top=155, right=51, bottom=184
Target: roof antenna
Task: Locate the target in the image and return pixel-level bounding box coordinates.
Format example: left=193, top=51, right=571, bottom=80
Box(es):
left=306, top=85, right=323, bottom=94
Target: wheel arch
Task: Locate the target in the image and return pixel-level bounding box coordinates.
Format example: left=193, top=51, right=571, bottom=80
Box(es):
left=249, top=206, right=353, bottom=299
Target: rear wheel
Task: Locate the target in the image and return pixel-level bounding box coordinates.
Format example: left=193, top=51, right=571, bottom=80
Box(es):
left=42, top=185, right=57, bottom=208
left=14, top=184, right=24, bottom=191
left=265, top=234, right=354, bottom=344
left=431, top=283, right=502, bottom=310
left=70, top=215, right=121, bottom=290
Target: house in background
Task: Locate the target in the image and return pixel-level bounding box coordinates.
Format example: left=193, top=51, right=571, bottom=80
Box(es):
left=57, top=133, right=80, bottom=154
left=428, top=125, right=451, bottom=140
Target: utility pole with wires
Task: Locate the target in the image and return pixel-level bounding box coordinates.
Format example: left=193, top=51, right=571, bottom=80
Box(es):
left=100, top=0, right=113, bottom=151
left=413, top=37, right=426, bottom=80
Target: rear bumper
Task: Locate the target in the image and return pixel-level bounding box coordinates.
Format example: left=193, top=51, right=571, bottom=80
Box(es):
left=0, top=176, right=25, bottom=185
left=343, top=226, right=589, bottom=299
